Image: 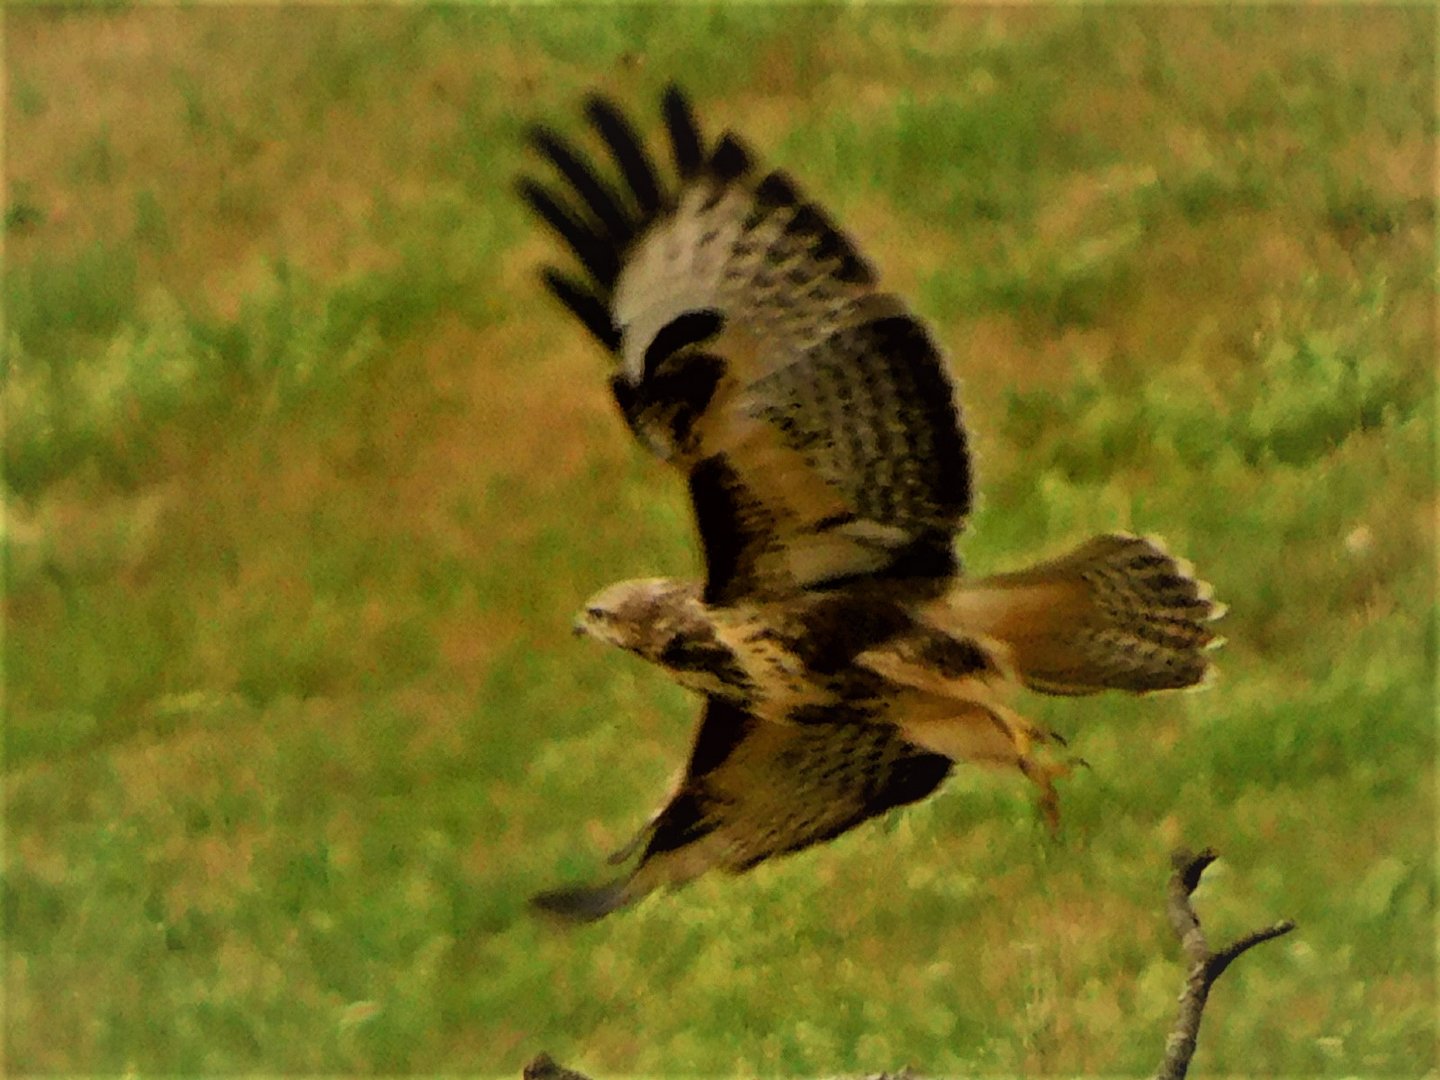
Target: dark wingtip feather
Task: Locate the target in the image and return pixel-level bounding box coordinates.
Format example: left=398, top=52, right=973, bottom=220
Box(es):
left=515, top=177, right=578, bottom=253
left=540, top=268, right=621, bottom=353
left=754, top=170, right=800, bottom=211
left=662, top=83, right=705, bottom=179
left=707, top=132, right=753, bottom=182
left=531, top=129, right=633, bottom=240
left=585, top=94, right=663, bottom=214
left=515, top=178, right=621, bottom=288
left=529, top=879, right=632, bottom=923
left=521, top=122, right=547, bottom=154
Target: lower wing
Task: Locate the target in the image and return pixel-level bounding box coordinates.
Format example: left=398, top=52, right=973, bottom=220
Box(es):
left=530, top=696, right=950, bottom=922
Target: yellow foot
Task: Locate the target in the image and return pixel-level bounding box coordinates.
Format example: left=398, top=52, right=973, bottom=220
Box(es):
left=1019, top=754, right=1084, bottom=835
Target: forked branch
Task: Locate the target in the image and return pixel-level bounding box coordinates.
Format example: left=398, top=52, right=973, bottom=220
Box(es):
left=519, top=849, right=1295, bottom=1080
left=1156, top=847, right=1296, bottom=1080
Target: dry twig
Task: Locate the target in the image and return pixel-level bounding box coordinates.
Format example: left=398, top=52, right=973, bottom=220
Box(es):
left=519, top=850, right=1294, bottom=1080
left=1156, top=848, right=1296, bottom=1080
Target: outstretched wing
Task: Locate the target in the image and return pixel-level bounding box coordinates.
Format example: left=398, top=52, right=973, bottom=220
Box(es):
left=530, top=697, right=952, bottom=922
left=520, top=87, right=972, bottom=605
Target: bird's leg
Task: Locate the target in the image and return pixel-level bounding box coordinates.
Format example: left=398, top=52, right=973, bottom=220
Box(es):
left=993, top=704, right=1083, bottom=835
left=897, top=696, right=1082, bottom=834
left=1019, top=754, right=1067, bottom=834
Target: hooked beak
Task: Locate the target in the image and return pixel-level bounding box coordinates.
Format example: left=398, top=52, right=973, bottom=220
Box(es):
left=573, top=607, right=603, bottom=638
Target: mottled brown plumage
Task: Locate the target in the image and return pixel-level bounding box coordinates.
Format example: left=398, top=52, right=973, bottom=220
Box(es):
left=521, top=86, right=1224, bottom=922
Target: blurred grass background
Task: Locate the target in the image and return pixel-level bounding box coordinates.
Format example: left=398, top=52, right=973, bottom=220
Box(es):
left=3, top=5, right=1434, bottom=1076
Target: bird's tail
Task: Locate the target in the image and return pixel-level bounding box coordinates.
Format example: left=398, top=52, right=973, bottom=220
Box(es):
left=940, top=533, right=1225, bottom=696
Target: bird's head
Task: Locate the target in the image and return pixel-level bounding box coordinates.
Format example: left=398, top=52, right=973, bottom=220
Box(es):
left=573, top=578, right=698, bottom=660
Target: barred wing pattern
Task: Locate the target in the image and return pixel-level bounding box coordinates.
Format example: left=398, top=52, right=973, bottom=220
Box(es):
left=530, top=697, right=953, bottom=922
left=519, top=87, right=972, bottom=604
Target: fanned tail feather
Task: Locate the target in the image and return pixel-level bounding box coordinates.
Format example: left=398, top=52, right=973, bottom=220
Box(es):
left=944, top=533, right=1225, bottom=695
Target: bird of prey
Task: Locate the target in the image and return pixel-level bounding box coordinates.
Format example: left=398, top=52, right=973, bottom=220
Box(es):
left=519, top=85, right=1223, bottom=922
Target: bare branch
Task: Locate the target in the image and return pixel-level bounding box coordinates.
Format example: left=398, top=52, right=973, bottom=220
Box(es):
left=1156, top=849, right=1296, bottom=1080
left=519, top=850, right=1293, bottom=1080
left=1208, top=920, right=1298, bottom=981
left=1175, top=846, right=1219, bottom=895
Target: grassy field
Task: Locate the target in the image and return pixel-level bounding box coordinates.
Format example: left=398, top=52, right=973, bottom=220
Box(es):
left=4, top=6, right=1435, bottom=1076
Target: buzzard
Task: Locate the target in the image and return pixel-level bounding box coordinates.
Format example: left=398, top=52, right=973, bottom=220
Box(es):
left=520, top=86, right=1223, bottom=922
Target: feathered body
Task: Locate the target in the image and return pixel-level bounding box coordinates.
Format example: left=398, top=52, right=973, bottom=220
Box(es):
left=519, top=87, right=1224, bottom=921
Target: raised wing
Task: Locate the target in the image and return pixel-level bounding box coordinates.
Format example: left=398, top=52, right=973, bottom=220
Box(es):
left=520, top=86, right=972, bottom=604
left=530, top=697, right=953, bottom=922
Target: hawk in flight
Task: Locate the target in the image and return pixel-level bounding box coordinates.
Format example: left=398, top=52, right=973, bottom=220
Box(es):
left=520, top=86, right=1223, bottom=922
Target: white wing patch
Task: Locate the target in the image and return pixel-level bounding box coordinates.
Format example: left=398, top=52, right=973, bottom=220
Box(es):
left=615, top=187, right=749, bottom=382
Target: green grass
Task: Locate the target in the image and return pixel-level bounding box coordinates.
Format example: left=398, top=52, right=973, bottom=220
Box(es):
left=4, top=5, right=1435, bottom=1076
